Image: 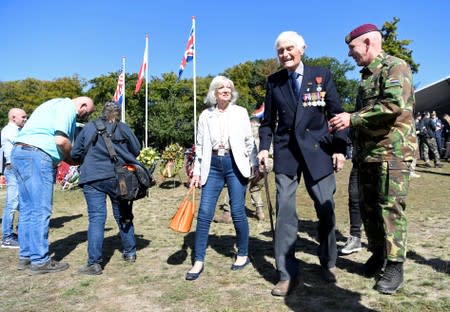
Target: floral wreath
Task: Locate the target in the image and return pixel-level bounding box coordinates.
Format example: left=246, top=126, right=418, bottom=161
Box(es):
left=137, top=147, right=160, bottom=174
left=160, top=143, right=185, bottom=178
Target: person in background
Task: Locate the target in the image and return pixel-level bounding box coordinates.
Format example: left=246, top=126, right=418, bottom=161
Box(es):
left=1, top=108, right=27, bottom=248
left=330, top=23, right=417, bottom=294
left=431, top=111, right=444, bottom=157
left=186, top=75, right=258, bottom=281
left=12, top=96, right=94, bottom=274
left=213, top=186, right=233, bottom=224
left=258, top=31, right=347, bottom=297
left=420, top=111, right=443, bottom=168
left=247, top=115, right=271, bottom=221
left=442, top=114, right=450, bottom=161
left=71, top=102, right=141, bottom=275
left=339, top=135, right=363, bottom=255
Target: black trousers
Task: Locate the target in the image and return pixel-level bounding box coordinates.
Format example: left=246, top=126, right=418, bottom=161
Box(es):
left=348, top=163, right=362, bottom=238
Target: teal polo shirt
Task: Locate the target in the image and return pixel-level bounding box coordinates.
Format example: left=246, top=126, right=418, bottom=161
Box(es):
left=15, top=98, right=76, bottom=164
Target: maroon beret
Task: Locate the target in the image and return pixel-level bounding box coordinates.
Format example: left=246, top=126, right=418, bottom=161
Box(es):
left=345, top=24, right=380, bottom=44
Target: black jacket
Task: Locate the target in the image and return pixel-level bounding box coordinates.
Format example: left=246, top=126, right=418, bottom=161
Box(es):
left=259, top=65, right=347, bottom=181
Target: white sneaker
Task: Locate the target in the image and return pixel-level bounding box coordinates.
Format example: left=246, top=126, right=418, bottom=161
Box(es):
left=410, top=172, right=421, bottom=178
left=339, top=236, right=362, bottom=254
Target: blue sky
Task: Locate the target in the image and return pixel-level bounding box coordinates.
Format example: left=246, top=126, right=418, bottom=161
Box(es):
left=1, top=0, right=449, bottom=89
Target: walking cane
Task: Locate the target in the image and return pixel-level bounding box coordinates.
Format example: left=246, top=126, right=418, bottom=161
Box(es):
left=262, top=161, right=275, bottom=240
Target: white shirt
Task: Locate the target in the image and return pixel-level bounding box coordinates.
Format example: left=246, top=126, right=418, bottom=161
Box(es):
left=1, top=122, right=21, bottom=164
left=211, top=106, right=231, bottom=150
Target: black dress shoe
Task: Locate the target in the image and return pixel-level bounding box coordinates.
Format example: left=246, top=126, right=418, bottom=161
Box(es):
left=123, top=254, right=137, bottom=263
left=230, top=257, right=250, bottom=271
left=185, top=266, right=204, bottom=281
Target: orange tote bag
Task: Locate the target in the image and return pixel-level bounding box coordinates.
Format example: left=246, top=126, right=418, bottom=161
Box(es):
left=169, top=187, right=196, bottom=233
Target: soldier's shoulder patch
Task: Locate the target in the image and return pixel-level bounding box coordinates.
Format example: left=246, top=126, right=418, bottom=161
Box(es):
left=386, top=78, right=402, bottom=87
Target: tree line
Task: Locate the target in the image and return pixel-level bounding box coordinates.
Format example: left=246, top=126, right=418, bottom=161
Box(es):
left=0, top=56, right=358, bottom=150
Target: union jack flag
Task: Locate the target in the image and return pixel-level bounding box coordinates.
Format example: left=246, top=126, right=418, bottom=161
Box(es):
left=178, top=24, right=195, bottom=80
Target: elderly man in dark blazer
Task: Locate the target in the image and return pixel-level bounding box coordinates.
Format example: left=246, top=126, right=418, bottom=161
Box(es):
left=258, top=31, right=347, bottom=297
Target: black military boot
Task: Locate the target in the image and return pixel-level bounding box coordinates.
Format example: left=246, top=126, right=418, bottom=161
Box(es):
left=375, top=261, right=404, bottom=294
left=362, top=251, right=385, bottom=277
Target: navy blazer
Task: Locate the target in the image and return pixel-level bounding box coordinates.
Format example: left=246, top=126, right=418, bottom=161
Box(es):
left=259, top=65, right=347, bottom=181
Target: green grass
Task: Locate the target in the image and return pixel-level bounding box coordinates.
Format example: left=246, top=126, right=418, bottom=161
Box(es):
left=0, top=160, right=449, bottom=311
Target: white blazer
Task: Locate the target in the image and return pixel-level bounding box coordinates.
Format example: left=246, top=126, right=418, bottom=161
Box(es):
left=193, top=104, right=257, bottom=186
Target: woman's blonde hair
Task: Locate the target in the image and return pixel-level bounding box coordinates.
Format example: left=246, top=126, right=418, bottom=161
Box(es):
left=204, top=75, right=238, bottom=106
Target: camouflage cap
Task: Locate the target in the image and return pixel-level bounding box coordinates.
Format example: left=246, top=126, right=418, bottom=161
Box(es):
left=345, top=23, right=380, bottom=44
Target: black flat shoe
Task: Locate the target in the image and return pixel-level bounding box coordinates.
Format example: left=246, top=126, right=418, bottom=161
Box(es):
left=185, top=265, right=204, bottom=280
left=231, top=257, right=250, bottom=271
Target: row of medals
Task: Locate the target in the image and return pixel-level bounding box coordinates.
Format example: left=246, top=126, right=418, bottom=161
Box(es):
left=301, top=77, right=326, bottom=107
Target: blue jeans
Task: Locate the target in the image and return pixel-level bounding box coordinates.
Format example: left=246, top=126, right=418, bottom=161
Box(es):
left=194, top=153, right=249, bottom=262
left=82, top=178, right=136, bottom=265
left=11, top=145, right=55, bottom=265
left=2, top=166, right=19, bottom=240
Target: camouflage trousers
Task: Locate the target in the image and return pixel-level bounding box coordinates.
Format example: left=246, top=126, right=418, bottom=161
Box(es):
left=421, top=137, right=441, bottom=164
left=358, top=161, right=410, bottom=262
left=248, top=175, right=264, bottom=208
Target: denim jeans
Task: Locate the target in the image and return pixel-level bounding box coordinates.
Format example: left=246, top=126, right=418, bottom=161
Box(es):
left=11, top=145, right=55, bottom=265
left=2, top=166, right=19, bottom=240
left=194, top=153, right=249, bottom=262
left=82, top=178, right=136, bottom=265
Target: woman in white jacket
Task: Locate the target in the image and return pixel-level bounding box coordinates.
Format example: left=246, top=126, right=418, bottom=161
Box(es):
left=186, top=76, right=258, bottom=280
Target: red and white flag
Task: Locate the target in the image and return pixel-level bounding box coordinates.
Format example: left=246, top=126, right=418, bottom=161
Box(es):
left=135, top=35, right=148, bottom=94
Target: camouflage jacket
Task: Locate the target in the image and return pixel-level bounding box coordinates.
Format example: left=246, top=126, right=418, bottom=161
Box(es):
left=350, top=51, right=417, bottom=163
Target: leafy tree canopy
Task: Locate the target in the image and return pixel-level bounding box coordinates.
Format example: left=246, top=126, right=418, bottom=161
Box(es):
left=0, top=76, right=85, bottom=126
left=381, top=17, right=419, bottom=74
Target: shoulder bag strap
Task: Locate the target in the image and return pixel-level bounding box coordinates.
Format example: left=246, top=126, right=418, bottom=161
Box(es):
left=95, top=119, right=119, bottom=164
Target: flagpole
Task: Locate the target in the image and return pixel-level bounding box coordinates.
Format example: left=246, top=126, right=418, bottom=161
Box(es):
left=192, top=16, right=197, bottom=144
left=121, top=56, right=126, bottom=123
left=144, top=34, right=149, bottom=148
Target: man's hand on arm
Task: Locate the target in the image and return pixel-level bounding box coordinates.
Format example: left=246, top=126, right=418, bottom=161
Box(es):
left=329, top=112, right=351, bottom=131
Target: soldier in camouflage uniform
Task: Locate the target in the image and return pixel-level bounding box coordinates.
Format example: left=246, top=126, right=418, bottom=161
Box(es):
left=330, top=23, right=417, bottom=295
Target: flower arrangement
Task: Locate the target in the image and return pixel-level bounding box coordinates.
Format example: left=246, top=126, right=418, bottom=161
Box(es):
left=137, top=147, right=160, bottom=174
left=160, top=143, right=184, bottom=178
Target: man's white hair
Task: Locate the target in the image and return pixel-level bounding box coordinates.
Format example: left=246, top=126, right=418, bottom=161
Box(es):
left=274, top=31, right=306, bottom=51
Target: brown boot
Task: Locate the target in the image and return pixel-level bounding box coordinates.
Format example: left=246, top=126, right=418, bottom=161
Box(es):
left=255, top=206, right=265, bottom=221
left=271, top=278, right=299, bottom=297
left=213, top=211, right=232, bottom=224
